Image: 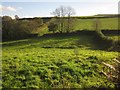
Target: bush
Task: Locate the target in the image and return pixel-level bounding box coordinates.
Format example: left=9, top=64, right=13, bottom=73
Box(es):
left=2, top=16, right=43, bottom=41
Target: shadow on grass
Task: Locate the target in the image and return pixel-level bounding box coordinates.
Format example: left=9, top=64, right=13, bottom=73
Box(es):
left=2, top=30, right=118, bottom=51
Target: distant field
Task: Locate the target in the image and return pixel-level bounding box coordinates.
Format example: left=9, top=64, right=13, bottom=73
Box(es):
left=73, top=17, right=118, bottom=30
left=2, top=33, right=119, bottom=88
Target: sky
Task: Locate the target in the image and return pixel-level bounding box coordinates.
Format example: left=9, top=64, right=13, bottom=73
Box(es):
left=0, top=0, right=119, bottom=18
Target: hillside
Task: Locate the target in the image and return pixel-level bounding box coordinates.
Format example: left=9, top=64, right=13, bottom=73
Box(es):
left=2, top=14, right=119, bottom=89
left=2, top=31, right=119, bottom=88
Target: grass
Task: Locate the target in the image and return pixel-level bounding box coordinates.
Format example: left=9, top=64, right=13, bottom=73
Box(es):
left=73, top=17, right=118, bottom=30
left=2, top=34, right=99, bottom=50
left=30, top=17, right=119, bottom=36
left=100, top=18, right=118, bottom=30
left=106, top=35, right=119, bottom=41
left=104, top=33, right=119, bottom=41
left=2, top=48, right=118, bottom=88
left=2, top=33, right=119, bottom=88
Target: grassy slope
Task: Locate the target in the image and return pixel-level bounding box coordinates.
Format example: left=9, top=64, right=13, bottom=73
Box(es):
left=3, top=34, right=98, bottom=49
left=2, top=33, right=118, bottom=88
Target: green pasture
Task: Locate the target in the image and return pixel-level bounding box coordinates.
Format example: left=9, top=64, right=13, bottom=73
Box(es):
left=73, top=17, right=118, bottom=30
left=2, top=33, right=119, bottom=88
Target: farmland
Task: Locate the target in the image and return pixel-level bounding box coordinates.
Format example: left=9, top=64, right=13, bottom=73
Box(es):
left=2, top=32, right=119, bottom=88
left=1, top=13, right=120, bottom=89
left=1, top=0, right=120, bottom=89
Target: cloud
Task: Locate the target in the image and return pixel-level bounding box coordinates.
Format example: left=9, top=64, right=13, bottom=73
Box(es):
left=7, top=6, right=16, bottom=11
left=18, top=7, right=23, bottom=10
left=0, top=5, right=16, bottom=12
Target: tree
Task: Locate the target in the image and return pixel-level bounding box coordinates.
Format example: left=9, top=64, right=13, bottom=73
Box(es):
left=59, top=6, right=67, bottom=33
left=2, top=16, right=12, bottom=21
left=2, top=16, right=13, bottom=39
left=15, top=15, right=19, bottom=20
left=47, top=18, right=58, bottom=33
left=48, top=22, right=58, bottom=33
left=51, top=6, right=64, bottom=33
left=51, top=6, right=76, bottom=33
left=2, top=16, right=43, bottom=40
left=66, top=6, right=75, bottom=32
left=52, top=8, right=61, bottom=17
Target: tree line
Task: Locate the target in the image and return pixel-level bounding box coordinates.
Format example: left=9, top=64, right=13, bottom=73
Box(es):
left=2, top=6, right=76, bottom=41
left=2, top=16, right=43, bottom=41
left=2, top=6, right=102, bottom=41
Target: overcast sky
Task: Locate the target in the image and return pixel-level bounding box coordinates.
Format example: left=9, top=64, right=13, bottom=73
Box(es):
left=0, top=0, right=119, bottom=18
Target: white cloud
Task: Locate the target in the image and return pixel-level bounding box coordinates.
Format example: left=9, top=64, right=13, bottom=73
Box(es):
left=18, top=7, right=23, bottom=10
left=7, top=6, right=16, bottom=11
left=0, top=5, right=16, bottom=12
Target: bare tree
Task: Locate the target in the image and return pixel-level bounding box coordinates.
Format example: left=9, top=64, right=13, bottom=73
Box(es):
left=51, top=6, right=75, bottom=33
left=52, top=8, right=61, bottom=17
left=66, top=6, right=76, bottom=32
left=60, top=6, right=67, bottom=33
left=51, top=7, right=62, bottom=33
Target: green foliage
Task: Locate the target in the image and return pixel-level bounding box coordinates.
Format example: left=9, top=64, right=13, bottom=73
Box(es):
left=2, top=16, right=43, bottom=40
left=36, top=24, right=48, bottom=36
left=48, top=19, right=58, bottom=33
left=2, top=33, right=119, bottom=88
left=2, top=15, right=119, bottom=89
left=93, top=30, right=120, bottom=52
left=2, top=16, right=119, bottom=41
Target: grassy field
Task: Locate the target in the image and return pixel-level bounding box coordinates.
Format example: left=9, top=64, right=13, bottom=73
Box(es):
left=3, top=34, right=98, bottom=49
left=72, top=17, right=118, bottom=30
left=2, top=33, right=119, bottom=88
left=33, top=17, right=119, bottom=36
